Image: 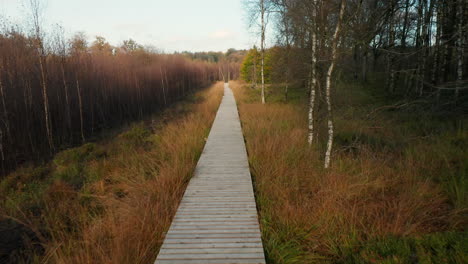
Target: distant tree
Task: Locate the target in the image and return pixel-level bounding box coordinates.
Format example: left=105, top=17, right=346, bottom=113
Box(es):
left=121, top=38, right=142, bottom=53
left=70, top=32, right=88, bottom=54
left=226, top=48, right=237, bottom=57
left=240, top=47, right=260, bottom=86
left=91, top=36, right=112, bottom=54
left=245, top=0, right=272, bottom=103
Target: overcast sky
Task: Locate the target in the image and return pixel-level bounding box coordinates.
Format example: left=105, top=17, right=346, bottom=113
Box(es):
left=0, top=0, right=259, bottom=52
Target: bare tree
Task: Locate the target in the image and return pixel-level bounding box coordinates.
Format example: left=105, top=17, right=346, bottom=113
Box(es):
left=54, top=25, right=72, bottom=138
left=30, top=0, right=54, bottom=152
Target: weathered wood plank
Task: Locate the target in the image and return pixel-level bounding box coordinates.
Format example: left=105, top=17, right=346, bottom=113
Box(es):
left=161, top=243, right=263, bottom=249
left=156, top=259, right=265, bottom=264
left=157, top=253, right=265, bottom=259
left=155, top=83, right=265, bottom=264
left=159, top=248, right=264, bottom=254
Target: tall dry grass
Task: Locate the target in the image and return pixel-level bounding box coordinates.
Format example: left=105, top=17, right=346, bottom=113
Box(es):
left=230, top=81, right=466, bottom=263
left=0, top=82, right=223, bottom=263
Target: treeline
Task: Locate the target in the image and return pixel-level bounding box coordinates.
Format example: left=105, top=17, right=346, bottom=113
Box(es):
left=244, top=0, right=467, bottom=167
left=180, top=49, right=247, bottom=81
left=0, top=26, right=221, bottom=174
left=245, top=0, right=468, bottom=99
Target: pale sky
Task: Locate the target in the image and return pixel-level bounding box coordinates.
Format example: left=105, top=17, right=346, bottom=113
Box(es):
left=0, top=0, right=258, bottom=52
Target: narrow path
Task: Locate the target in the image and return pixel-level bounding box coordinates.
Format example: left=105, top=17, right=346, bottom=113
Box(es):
left=155, top=83, right=266, bottom=264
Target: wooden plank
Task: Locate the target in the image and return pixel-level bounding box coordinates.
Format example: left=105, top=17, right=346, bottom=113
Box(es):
left=161, top=243, right=263, bottom=249
left=167, top=230, right=261, bottom=234
left=155, top=83, right=265, bottom=264
left=159, top=248, right=264, bottom=254
left=157, top=253, right=265, bottom=259
left=171, top=226, right=260, bottom=230
left=162, top=238, right=262, bottom=244
left=156, top=259, right=265, bottom=264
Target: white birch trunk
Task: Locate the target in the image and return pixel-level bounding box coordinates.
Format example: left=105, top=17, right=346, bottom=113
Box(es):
left=260, top=0, right=266, bottom=104
left=324, top=0, right=345, bottom=169
left=308, top=1, right=317, bottom=145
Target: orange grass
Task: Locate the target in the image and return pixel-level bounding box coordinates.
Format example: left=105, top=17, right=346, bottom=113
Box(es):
left=230, top=80, right=465, bottom=263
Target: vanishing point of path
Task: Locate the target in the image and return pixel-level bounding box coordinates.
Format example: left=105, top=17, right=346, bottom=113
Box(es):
left=155, top=83, right=266, bottom=264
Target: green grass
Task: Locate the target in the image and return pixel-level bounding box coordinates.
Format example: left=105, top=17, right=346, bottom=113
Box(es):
left=339, top=231, right=468, bottom=264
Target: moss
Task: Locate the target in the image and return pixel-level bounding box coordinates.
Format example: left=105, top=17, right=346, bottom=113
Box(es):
left=118, top=123, right=152, bottom=149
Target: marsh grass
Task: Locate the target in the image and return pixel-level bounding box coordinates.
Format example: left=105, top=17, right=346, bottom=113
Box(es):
left=231, top=80, right=467, bottom=264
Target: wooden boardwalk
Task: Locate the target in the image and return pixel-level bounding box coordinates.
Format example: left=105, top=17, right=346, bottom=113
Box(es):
left=155, top=83, right=266, bottom=264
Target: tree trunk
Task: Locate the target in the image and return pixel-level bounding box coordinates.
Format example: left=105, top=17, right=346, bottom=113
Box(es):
left=160, top=66, right=167, bottom=105
left=253, top=52, right=257, bottom=88
left=39, top=54, right=54, bottom=152
left=0, top=64, right=11, bottom=143
left=308, top=2, right=318, bottom=145
left=387, top=1, right=396, bottom=94
left=76, top=78, right=85, bottom=143
left=433, top=1, right=443, bottom=101
left=456, top=0, right=464, bottom=99
left=324, top=0, right=345, bottom=169
left=414, top=0, right=424, bottom=95
left=60, top=61, right=72, bottom=137
left=284, top=15, right=291, bottom=101
left=401, top=0, right=410, bottom=49
left=260, top=0, right=266, bottom=104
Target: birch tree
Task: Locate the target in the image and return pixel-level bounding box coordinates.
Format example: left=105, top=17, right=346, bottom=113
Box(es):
left=308, top=0, right=318, bottom=145
left=260, top=0, right=266, bottom=104
left=324, top=0, right=346, bottom=169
